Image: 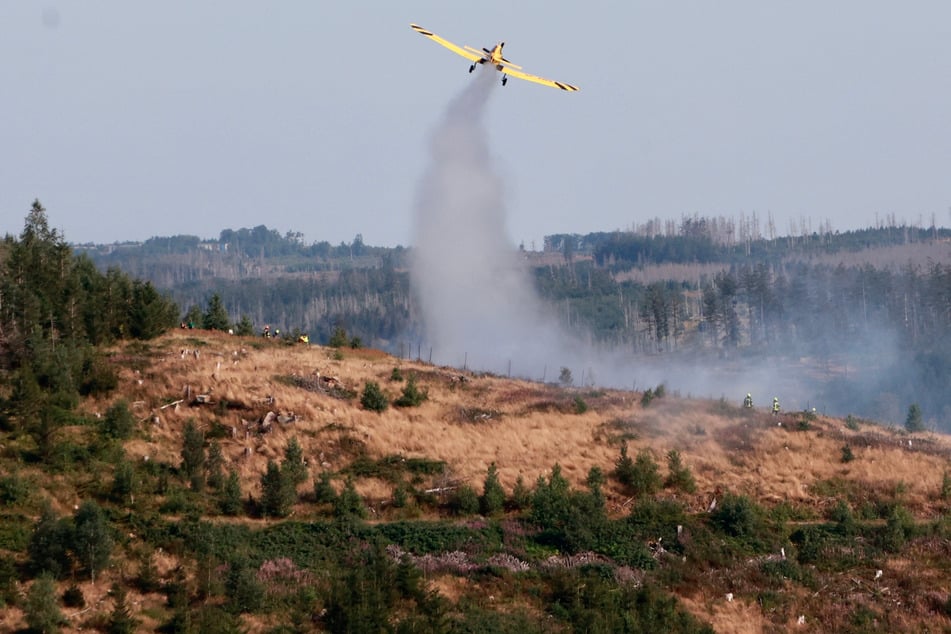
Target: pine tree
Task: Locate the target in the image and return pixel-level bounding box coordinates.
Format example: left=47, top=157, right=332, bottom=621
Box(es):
left=314, top=471, right=337, bottom=505
left=206, top=441, right=224, bottom=489
left=282, top=437, right=308, bottom=488
left=394, top=374, right=427, bottom=407
left=333, top=477, right=367, bottom=520
left=25, top=574, right=66, bottom=633
left=235, top=314, right=254, bottom=336
left=905, top=403, right=924, bottom=432
left=107, top=581, right=138, bottom=634
left=664, top=449, right=697, bottom=493
left=128, top=280, right=177, bottom=340
left=509, top=474, right=532, bottom=510
left=111, top=459, right=136, bottom=505
left=100, top=399, right=135, bottom=441
left=72, top=500, right=113, bottom=583
left=181, top=419, right=206, bottom=490
left=360, top=381, right=389, bottom=412
left=28, top=503, right=73, bottom=578
left=328, top=326, right=348, bottom=348
left=202, top=293, right=231, bottom=331
left=219, top=469, right=243, bottom=516
left=480, top=462, right=505, bottom=516
left=260, top=460, right=292, bottom=518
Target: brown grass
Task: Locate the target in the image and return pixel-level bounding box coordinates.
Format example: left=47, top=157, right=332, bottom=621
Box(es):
left=90, top=330, right=951, bottom=518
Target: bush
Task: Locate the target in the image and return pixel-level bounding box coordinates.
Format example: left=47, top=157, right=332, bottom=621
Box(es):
left=449, top=485, right=480, bottom=516
left=314, top=472, right=337, bottom=505
left=664, top=450, right=696, bottom=493
left=509, top=475, right=532, bottom=511
left=480, top=463, right=505, bottom=516
left=62, top=583, right=85, bottom=608
left=25, top=574, right=66, bottom=633
left=710, top=493, right=762, bottom=540
left=100, top=399, right=136, bottom=441
left=328, top=326, right=348, bottom=348
left=394, top=375, right=427, bottom=408
left=840, top=445, right=854, bottom=463
left=614, top=445, right=662, bottom=497
left=360, top=381, right=389, bottom=412
left=219, top=469, right=243, bottom=516
left=905, top=403, right=924, bottom=432
left=333, top=478, right=367, bottom=520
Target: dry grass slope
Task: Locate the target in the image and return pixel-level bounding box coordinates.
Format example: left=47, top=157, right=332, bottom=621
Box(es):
left=6, top=329, right=951, bottom=632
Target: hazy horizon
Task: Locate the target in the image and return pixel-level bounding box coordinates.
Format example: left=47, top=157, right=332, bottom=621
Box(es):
left=3, top=2, right=950, bottom=249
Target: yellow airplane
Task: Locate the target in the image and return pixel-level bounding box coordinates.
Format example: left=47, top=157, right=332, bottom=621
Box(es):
left=410, top=23, right=579, bottom=92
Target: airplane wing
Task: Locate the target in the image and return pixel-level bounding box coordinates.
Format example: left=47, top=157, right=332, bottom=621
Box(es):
left=410, top=24, right=483, bottom=63
left=503, top=67, right=580, bottom=92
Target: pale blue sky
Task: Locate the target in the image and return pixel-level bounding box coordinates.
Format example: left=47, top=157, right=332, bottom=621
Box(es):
left=2, top=2, right=949, bottom=247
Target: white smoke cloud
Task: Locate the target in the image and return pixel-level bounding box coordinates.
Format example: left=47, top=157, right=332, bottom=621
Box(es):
left=408, top=69, right=877, bottom=416
left=411, top=68, right=574, bottom=377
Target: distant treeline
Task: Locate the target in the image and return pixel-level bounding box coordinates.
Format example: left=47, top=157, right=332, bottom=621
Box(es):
left=545, top=224, right=951, bottom=271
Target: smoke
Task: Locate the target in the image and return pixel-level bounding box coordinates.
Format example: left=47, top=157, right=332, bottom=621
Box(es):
left=408, top=70, right=915, bottom=424
left=411, top=68, right=574, bottom=377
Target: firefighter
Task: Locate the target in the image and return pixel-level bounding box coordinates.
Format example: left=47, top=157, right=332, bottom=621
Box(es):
left=772, top=397, right=780, bottom=415
left=743, top=393, right=753, bottom=409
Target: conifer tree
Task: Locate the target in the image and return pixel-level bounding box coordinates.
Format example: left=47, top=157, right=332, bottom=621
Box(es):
left=202, top=293, right=231, bottom=331
left=260, top=460, right=292, bottom=518
left=220, top=469, right=243, bottom=516
left=181, top=419, right=206, bottom=490
left=480, top=462, right=505, bottom=516
left=25, top=574, right=66, bottom=633
left=73, top=500, right=113, bottom=583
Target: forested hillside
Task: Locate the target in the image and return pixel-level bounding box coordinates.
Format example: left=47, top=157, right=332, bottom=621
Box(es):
left=81, top=213, right=951, bottom=429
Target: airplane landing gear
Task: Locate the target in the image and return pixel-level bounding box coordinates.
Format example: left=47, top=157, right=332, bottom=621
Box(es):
left=469, top=64, right=475, bottom=73
left=502, top=75, right=508, bottom=86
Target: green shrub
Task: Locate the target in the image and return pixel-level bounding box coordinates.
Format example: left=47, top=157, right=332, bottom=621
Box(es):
left=333, top=478, right=367, bottom=520
left=449, top=485, right=480, bottom=516
left=219, top=469, right=243, bottom=516
left=614, top=445, right=662, bottom=497
left=710, top=493, right=762, bottom=540
left=480, top=463, right=506, bottom=516
left=62, top=583, right=85, bottom=608
left=664, top=450, right=697, bottom=493
left=393, top=375, right=427, bottom=407
left=25, top=574, right=66, bottom=633
left=100, top=399, right=136, bottom=441
left=314, top=472, right=337, bottom=505
left=360, top=381, right=389, bottom=412
left=509, top=474, right=532, bottom=511
left=328, top=326, right=348, bottom=348
left=840, top=445, right=854, bottom=463
left=0, top=473, right=31, bottom=505
left=905, top=403, right=924, bottom=432
left=573, top=396, right=588, bottom=414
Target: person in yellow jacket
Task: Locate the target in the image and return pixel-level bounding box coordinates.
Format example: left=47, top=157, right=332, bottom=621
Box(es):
left=772, top=397, right=780, bottom=415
